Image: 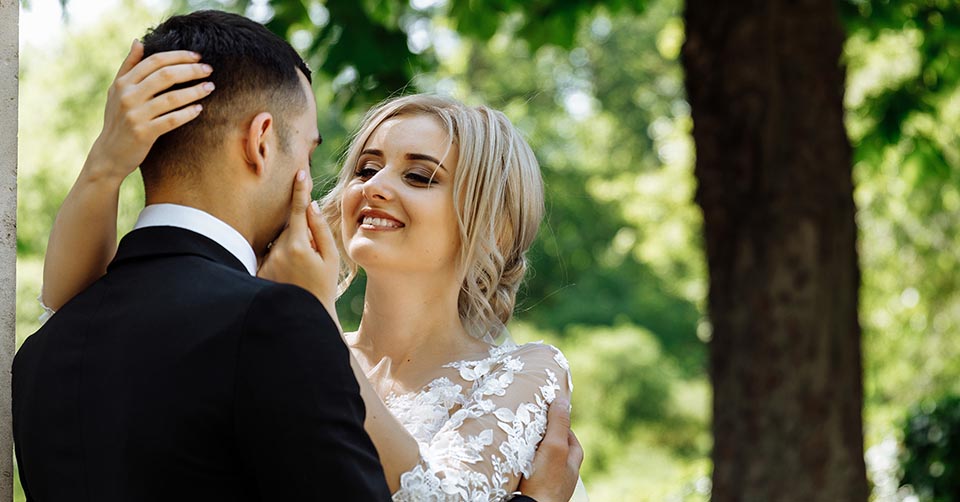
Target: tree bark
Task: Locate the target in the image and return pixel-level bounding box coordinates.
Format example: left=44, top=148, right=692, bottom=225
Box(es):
left=681, top=1, right=868, bottom=500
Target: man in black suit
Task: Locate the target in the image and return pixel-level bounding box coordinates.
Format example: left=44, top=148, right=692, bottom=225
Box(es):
left=12, top=10, right=390, bottom=500
left=13, top=10, right=583, bottom=502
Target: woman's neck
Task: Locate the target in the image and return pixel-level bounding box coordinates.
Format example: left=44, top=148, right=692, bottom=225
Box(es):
left=350, top=271, right=488, bottom=382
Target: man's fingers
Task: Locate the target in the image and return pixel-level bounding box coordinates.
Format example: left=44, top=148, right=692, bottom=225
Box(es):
left=114, top=39, right=145, bottom=80
left=306, top=200, right=338, bottom=261
left=568, top=429, right=584, bottom=469
left=124, top=50, right=204, bottom=85
left=545, top=397, right=572, bottom=438
left=136, top=63, right=214, bottom=102
left=143, top=81, right=215, bottom=121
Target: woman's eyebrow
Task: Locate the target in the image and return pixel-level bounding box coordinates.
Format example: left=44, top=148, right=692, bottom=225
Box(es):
left=407, top=153, right=447, bottom=172
left=360, top=148, right=383, bottom=157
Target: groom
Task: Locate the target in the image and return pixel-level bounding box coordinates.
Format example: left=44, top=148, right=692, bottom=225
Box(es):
left=13, top=10, right=580, bottom=502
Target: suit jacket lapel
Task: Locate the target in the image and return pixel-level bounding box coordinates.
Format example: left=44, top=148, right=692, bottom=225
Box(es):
left=109, top=226, right=250, bottom=274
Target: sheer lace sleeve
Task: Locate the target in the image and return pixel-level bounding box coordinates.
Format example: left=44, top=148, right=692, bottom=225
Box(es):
left=37, top=293, right=55, bottom=324
left=392, top=342, right=573, bottom=502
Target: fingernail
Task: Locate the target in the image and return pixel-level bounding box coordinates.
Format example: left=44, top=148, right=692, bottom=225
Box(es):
left=201, top=64, right=213, bottom=73
left=131, top=39, right=138, bottom=49
left=191, top=51, right=202, bottom=59
left=311, top=201, right=320, bottom=214
left=202, top=82, right=215, bottom=92
left=297, top=170, right=306, bottom=181
left=194, top=104, right=203, bottom=113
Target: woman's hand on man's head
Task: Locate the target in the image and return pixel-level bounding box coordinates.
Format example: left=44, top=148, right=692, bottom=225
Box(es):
left=87, top=40, right=214, bottom=183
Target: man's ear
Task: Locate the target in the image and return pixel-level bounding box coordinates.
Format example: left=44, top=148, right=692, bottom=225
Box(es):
left=243, top=112, right=274, bottom=177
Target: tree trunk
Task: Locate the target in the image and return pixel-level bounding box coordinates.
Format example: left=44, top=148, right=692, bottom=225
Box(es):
left=681, top=1, right=868, bottom=500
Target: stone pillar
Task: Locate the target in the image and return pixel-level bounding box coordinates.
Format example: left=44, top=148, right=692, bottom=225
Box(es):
left=0, top=1, right=17, bottom=500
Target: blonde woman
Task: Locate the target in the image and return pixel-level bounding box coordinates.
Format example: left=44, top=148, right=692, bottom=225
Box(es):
left=39, top=38, right=586, bottom=501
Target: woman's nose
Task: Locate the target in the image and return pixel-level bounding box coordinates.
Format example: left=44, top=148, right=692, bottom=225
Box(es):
left=361, top=168, right=395, bottom=201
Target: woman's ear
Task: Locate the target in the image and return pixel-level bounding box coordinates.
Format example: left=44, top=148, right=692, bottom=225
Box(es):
left=243, top=112, right=274, bottom=176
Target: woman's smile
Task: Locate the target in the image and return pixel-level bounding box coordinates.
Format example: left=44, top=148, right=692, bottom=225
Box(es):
left=359, top=208, right=405, bottom=230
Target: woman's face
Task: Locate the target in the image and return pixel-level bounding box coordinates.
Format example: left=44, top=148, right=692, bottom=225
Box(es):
left=341, top=114, right=461, bottom=278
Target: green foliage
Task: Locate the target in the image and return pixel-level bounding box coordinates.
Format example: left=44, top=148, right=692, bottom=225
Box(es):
left=303, top=0, right=424, bottom=106
left=511, top=322, right=710, bottom=501
left=837, top=3, right=960, bottom=497
left=842, top=3, right=960, bottom=460
left=566, top=323, right=675, bottom=435
left=899, top=395, right=960, bottom=501
left=841, top=0, right=960, bottom=176
left=174, top=0, right=424, bottom=109
left=447, top=0, right=648, bottom=49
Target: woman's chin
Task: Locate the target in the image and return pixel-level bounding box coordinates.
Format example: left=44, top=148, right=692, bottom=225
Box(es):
left=346, top=243, right=391, bottom=269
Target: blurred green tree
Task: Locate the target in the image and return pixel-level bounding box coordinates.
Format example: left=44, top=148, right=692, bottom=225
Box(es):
left=841, top=0, right=960, bottom=451
left=899, top=395, right=960, bottom=502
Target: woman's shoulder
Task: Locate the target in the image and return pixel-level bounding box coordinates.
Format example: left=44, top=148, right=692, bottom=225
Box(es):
left=446, top=340, right=573, bottom=395
left=495, top=340, right=570, bottom=372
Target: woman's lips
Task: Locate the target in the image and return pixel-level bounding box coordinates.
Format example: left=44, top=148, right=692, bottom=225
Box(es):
left=358, top=209, right=404, bottom=230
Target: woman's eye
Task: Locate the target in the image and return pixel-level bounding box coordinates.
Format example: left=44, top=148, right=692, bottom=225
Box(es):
left=354, top=164, right=379, bottom=179
left=405, top=171, right=435, bottom=186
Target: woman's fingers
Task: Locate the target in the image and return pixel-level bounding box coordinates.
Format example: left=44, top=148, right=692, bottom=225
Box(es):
left=134, top=62, right=213, bottom=103
left=142, top=103, right=205, bottom=140
left=306, top=200, right=338, bottom=262
left=142, top=81, right=215, bottom=123
left=258, top=171, right=340, bottom=312
left=114, top=39, right=145, bottom=80
left=122, top=50, right=203, bottom=85
left=114, top=61, right=214, bottom=145
left=285, top=170, right=314, bottom=239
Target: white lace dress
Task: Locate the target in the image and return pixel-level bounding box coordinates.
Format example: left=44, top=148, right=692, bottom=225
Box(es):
left=388, top=341, right=575, bottom=502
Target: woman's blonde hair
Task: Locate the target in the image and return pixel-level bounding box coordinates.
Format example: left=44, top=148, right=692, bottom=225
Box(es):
left=321, top=94, right=544, bottom=341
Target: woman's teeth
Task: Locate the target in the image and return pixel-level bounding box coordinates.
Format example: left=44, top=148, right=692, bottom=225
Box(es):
left=362, top=216, right=402, bottom=228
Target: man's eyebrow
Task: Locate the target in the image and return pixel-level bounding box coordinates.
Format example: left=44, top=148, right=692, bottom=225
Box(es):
left=407, top=153, right=447, bottom=172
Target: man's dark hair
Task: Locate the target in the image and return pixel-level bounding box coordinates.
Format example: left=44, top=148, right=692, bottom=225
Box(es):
left=140, top=10, right=312, bottom=185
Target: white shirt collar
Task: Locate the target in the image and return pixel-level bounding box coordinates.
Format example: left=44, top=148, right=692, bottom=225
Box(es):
left=133, top=204, right=258, bottom=276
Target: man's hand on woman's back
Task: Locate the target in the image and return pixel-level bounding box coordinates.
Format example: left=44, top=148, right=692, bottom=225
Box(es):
left=516, top=397, right=584, bottom=502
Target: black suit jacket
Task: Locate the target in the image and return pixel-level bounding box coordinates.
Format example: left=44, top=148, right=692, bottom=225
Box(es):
left=13, top=226, right=391, bottom=501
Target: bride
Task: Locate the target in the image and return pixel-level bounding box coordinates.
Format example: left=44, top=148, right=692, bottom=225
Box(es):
left=40, top=40, right=586, bottom=501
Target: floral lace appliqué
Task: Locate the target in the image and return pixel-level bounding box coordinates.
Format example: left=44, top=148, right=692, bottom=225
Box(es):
left=390, top=342, right=570, bottom=502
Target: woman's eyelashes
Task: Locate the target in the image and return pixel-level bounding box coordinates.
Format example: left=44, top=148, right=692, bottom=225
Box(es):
left=404, top=169, right=437, bottom=186
left=354, top=163, right=379, bottom=179
left=354, top=161, right=438, bottom=187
